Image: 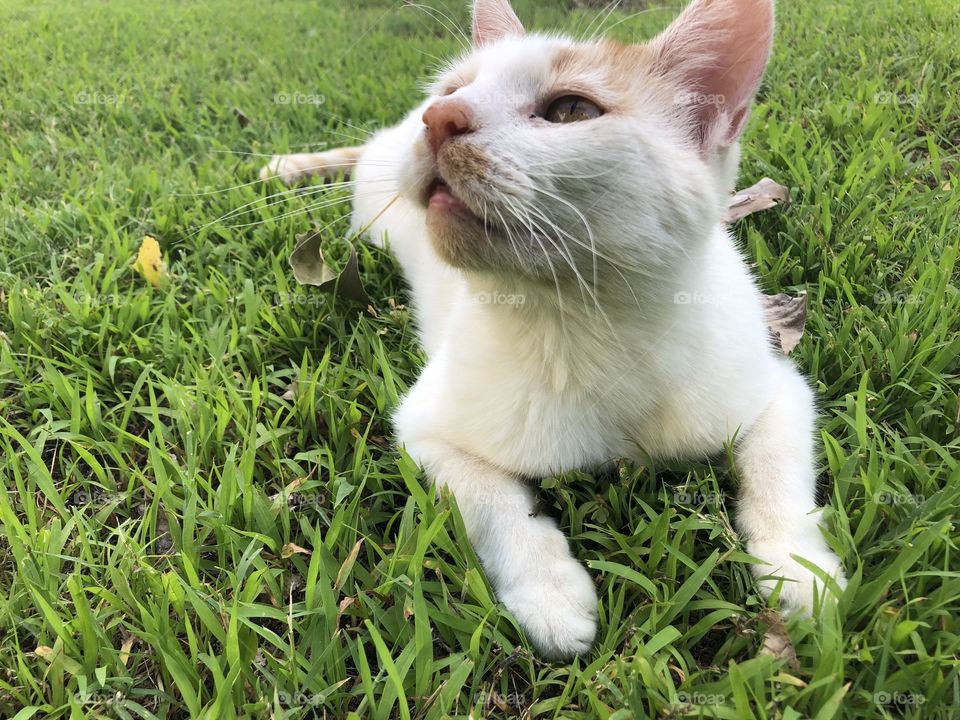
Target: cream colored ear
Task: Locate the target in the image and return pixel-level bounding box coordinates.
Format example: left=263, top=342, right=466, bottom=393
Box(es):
left=472, top=0, right=524, bottom=46
left=650, top=0, right=774, bottom=151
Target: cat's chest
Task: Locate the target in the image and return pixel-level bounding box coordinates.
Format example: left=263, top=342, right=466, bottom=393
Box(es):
left=405, top=302, right=774, bottom=476
left=413, top=330, right=666, bottom=475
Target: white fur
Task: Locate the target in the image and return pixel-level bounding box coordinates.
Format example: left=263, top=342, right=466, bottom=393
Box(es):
left=264, top=0, right=845, bottom=659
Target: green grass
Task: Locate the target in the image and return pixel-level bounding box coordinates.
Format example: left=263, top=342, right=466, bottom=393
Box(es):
left=1, top=0, right=958, bottom=717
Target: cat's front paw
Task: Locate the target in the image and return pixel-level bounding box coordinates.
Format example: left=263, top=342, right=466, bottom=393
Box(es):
left=751, top=541, right=846, bottom=615
left=498, top=556, right=598, bottom=660
left=259, top=154, right=315, bottom=185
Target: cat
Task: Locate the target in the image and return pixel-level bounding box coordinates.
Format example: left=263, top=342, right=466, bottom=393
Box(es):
left=261, top=0, right=846, bottom=660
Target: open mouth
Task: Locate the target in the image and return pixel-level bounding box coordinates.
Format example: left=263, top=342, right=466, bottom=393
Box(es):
left=423, top=172, right=505, bottom=238
left=425, top=177, right=474, bottom=216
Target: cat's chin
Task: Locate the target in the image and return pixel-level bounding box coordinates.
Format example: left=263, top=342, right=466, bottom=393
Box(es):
left=424, top=178, right=504, bottom=270
left=425, top=201, right=495, bottom=270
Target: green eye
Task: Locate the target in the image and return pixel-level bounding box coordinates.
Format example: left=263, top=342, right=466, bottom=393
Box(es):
left=543, top=95, right=603, bottom=123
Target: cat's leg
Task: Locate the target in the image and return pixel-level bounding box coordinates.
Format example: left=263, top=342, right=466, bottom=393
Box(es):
left=400, top=434, right=598, bottom=659
left=259, top=146, right=363, bottom=185
left=735, top=360, right=846, bottom=613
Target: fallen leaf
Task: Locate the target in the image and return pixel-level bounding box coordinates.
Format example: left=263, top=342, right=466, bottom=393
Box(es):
left=232, top=107, right=251, bottom=128
left=132, top=236, right=166, bottom=287
left=758, top=609, right=800, bottom=670
left=761, top=292, right=807, bottom=354
left=34, top=643, right=84, bottom=675
left=488, top=689, right=512, bottom=713
left=281, top=379, right=298, bottom=401
left=334, top=539, right=364, bottom=592
left=270, top=476, right=305, bottom=502
left=281, top=542, right=312, bottom=558
left=288, top=228, right=370, bottom=305
left=724, top=178, right=791, bottom=223
left=335, top=596, right=356, bottom=633
left=119, top=634, right=135, bottom=667
left=269, top=474, right=316, bottom=510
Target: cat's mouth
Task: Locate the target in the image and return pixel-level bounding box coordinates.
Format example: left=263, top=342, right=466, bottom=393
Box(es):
left=425, top=177, right=476, bottom=218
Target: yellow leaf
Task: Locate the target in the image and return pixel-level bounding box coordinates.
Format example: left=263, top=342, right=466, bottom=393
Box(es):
left=334, top=539, right=364, bottom=592
left=132, top=236, right=166, bottom=287
left=281, top=542, right=312, bottom=559
left=119, top=635, right=135, bottom=667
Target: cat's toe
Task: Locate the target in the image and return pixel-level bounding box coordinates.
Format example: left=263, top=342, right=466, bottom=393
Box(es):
left=500, top=558, right=598, bottom=660
left=259, top=155, right=306, bottom=185
left=753, top=542, right=846, bottom=615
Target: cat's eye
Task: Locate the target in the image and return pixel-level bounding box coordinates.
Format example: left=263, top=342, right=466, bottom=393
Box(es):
left=543, top=95, right=603, bottom=123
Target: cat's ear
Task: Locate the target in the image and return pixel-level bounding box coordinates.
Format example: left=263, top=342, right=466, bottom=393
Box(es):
left=649, top=0, right=774, bottom=152
left=472, top=0, right=524, bottom=47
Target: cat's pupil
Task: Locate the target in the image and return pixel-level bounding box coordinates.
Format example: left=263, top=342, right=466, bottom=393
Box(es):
left=544, top=95, right=603, bottom=123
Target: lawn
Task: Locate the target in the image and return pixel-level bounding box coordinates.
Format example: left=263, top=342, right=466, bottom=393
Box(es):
left=1, top=0, right=958, bottom=718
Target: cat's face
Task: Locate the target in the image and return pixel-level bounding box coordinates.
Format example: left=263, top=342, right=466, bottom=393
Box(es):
left=398, top=0, right=774, bottom=283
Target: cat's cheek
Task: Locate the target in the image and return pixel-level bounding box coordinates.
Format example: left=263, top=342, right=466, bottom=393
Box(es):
left=391, top=99, right=436, bottom=200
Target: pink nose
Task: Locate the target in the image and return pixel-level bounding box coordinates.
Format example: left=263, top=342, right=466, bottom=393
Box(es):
left=422, top=99, right=474, bottom=153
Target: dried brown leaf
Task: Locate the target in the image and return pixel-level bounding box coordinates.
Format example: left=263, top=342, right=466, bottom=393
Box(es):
left=334, top=539, right=364, bottom=593
left=119, top=634, right=135, bottom=667
left=289, top=228, right=370, bottom=305
left=335, top=596, right=356, bottom=633
left=233, top=107, right=251, bottom=128
left=280, top=542, right=312, bottom=559
left=761, top=292, right=807, bottom=354
left=758, top=609, right=800, bottom=671
left=724, top=178, right=791, bottom=223
left=281, top=379, right=298, bottom=401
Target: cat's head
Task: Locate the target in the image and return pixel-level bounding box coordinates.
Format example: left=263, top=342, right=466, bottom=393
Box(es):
left=399, top=0, right=774, bottom=283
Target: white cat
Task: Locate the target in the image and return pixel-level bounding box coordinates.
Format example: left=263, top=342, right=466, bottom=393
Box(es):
left=262, top=0, right=846, bottom=660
